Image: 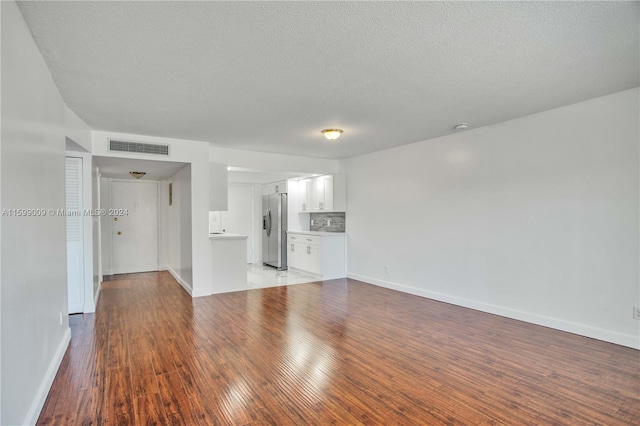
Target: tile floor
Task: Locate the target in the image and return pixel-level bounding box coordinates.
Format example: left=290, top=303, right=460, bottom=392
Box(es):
left=247, top=264, right=319, bottom=289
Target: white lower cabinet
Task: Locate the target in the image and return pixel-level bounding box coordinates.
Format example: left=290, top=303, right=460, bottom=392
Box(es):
left=288, top=232, right=346, bottom=279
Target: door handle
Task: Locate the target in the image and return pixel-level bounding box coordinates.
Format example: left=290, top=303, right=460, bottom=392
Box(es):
left=266, top=209, right=272, bottom=237
left=117, top=231, right=122, bottom=235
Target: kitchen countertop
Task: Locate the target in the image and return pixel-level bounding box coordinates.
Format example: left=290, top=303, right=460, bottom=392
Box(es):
left=209, top=232, right=248, bottom=240
left=287, top=230, right=346, bottom=236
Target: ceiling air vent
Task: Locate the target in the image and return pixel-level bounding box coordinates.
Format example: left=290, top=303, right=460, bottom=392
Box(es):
left=109, top=139, right=169, bottom=156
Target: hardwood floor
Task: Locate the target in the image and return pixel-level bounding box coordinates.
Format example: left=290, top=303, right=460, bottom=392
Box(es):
left=38, top=272, right=639, bottom=425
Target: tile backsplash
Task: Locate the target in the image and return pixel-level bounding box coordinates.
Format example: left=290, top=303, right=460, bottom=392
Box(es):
left=310, top=212, right=346, bottom=232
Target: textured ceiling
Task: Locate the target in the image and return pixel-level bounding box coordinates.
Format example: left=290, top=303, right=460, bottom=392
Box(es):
left=17, top=1, right=640, bottom=159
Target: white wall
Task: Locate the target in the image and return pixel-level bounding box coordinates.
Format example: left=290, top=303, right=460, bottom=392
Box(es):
left=346, top=88, right=640, bottom=349
left=250, top=184, right=263, bottom=264
left=1, top=1, right=84, bottom=423
left=210, top=145, right=341, bottom=175
left=64, top=106, right=92, bottom=152
left=209, top=162, right=228, bottom=211
left=212, top=184, right=256, bottom=262
left=92, top=131, right=211, bottom=296
left=167, top=165, right=193, bottom=292
left=212, top=184, right=263, bottom=264
left=99, top=177, right=112, bottom=275
left=64, top=107, right=96, bottom=310
left=92, top=167, right=101, bottom=304
left=159, top=180, right=170, bottom=271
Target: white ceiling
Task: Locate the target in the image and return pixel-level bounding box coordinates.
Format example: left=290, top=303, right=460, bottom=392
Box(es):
left=18, top=1, right=639, bottom=159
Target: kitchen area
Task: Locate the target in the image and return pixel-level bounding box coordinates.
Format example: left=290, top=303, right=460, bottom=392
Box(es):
left=209, top=169, right=347, bottom=294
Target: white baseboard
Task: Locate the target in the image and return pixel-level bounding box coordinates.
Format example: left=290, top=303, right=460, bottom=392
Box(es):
left=288, top=266, right=322, bottom=280
left=83, top=282, right=101, bottom=313
left=24, top=327, right=71, bottom=425
left=348, top=272, right=639, bottom=350
left=191, top=289, right=212, bottom=298
left=167, top=266, right=193, bottom=296
left=94, top=282, right=101, bottom=307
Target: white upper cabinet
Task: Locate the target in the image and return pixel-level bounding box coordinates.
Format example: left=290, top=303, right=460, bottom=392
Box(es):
left=312, top=175, right=332, bottom=211
left=298, top=179, right=312, bottom=211
left=297, top=174, right=346, bottom=212
left=262, top=180, right=288, bottom=195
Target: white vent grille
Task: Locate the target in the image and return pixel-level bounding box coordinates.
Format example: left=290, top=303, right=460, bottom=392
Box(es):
left=109, top=140, right=169, bottom=155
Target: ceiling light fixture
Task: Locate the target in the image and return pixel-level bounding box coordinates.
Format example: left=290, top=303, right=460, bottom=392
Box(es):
left=321, top=129, right=343, bottom=141
left=129, top=171, right=146, bottom=179
left=454, top=123, right=469, bottom=130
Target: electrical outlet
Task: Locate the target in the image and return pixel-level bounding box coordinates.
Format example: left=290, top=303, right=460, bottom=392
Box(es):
left=327, top=219, right=331, bottom=226
left=311, top=219, right=314, bottom=226
left=384, top=265, right=389, bottom=274
left=633, top=306, right=640, bottom=320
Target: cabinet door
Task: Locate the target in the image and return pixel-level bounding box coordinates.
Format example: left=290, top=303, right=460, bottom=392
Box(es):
left=306, top=244, right=322, bottom=275
left=299, top=179, right=311, bottom=211
left=288, top=241, right=300, bottom=269
left=311, top=175, right=333, bottom=211
left=321, top=175, right=333, bottom=211
left=312, top=177, right=324, bottom=210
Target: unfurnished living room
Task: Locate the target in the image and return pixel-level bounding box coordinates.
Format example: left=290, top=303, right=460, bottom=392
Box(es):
left=1, top=1, right=639, bottom=425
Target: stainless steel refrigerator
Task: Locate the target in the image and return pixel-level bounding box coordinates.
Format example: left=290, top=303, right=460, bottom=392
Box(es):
left=262, top=193, right=288, bottom=270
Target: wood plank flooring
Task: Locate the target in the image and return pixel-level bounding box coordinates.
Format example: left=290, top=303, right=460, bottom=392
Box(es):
left=38, top=271, right=639, bottom=425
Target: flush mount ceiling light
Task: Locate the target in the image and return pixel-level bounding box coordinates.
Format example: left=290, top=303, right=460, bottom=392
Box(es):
left=129, top=171, right=146, bottom=179
left=454, top=123, right=469, bottom=130
left=321, top=129, right=343, bottom=141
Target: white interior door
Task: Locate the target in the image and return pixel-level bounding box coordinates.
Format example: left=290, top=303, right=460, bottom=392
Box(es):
left=111, top=181, right=159, bottom=274
left=66, top=157, right=84, bottom=313
left=222, top=184, right=254, bottom=262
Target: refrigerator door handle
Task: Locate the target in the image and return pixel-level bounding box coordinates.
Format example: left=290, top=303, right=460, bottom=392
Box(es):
left=266, top=208, right=272, bottom=237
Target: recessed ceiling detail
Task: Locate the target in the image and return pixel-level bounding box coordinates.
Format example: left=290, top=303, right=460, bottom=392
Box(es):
left=17, top=2, right=640, bottom=159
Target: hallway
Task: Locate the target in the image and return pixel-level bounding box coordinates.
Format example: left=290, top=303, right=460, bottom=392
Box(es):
left=38, top=272, right=639, bottom=424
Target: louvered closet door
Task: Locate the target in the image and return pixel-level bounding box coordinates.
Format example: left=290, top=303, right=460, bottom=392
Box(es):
left=66, top=157, right=84, bottom=314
